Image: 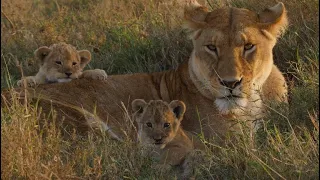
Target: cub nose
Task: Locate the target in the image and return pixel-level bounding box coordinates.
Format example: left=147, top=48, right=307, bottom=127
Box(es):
left=153, top=137, right=162, bottom=143
left=65, top=72, right=72, bottom=77
left=219, top=78, right=243, bottom=89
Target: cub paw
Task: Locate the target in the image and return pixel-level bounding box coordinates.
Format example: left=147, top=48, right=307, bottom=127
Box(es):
left=151, top=163, right=172, bottom=172
left=17, top=77, right=37, bottom=87
left=181, top=150, right=209, bottom=179
left=82, top=69, right=108, bottom=80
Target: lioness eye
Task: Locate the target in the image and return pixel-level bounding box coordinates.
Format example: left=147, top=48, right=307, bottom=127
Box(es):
left=244, top=43, right=254, bottom=51
left=164, top=123, right=170, bottom=128
left=146, top=122, right=152, bottom=128
left=72, top=62, right=77, bottom=66
left=55, top=61, right=62, bottom=65
left=206, top=45, right=217, bottom=52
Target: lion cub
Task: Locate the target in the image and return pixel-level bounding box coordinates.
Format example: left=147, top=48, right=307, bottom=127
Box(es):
left=132, top=99, right=194, bottom=168
left=17, top=42, right=107, bottom=87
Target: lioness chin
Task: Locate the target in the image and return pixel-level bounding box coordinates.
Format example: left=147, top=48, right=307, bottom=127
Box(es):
left=17, top=42, right=107, bottom=87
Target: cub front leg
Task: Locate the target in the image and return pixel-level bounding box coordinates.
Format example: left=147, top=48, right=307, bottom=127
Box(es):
left=81, top=69, right=107, bottom=80
left=160, top=147, right=188, bottom=166
left=181, top=149, right=209, bottom=179
left=17, top=76, right=37, bottom=87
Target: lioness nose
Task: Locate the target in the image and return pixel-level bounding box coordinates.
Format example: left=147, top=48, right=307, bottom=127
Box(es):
left=65, top=72, right=72, bottom=77
left=220, top=78, right=242, bottom=89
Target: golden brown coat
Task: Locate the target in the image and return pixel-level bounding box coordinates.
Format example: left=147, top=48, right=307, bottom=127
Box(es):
left=3, top=2, right=288, bottom=141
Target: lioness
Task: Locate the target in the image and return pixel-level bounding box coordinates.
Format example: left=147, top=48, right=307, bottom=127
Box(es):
left=4, top=1, right=288, bottom=141
left=17, top=42, right=107, bottom=87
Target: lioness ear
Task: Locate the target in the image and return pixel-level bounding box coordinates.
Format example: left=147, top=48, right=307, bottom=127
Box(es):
left=132, top=99, right=147, bottom=116
left=34, top=46, right=51, bottom=65
left=258, top=2, right=288, bottom=38
left=183, top=0, right=208, bottom=40
left=169, top=100, right=186, bottom=121
left=78, top=50, right=92, bottom=68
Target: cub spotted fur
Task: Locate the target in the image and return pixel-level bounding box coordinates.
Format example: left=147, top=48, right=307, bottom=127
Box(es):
left=17, top=42, right=107, bottom=87
left=132, top=99, right=194, bottom=168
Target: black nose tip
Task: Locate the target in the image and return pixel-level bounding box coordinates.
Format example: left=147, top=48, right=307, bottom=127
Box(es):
left=65, top=72, right=72, bottom=77
left=153, top=138, right=162, bottom=143
left=219, top=78, right=243, bottom=89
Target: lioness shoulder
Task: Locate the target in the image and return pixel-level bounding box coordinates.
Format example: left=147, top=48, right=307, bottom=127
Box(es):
left=132, top=99, right=194, bottom=167
left=17, top=42, right=107, bottom=87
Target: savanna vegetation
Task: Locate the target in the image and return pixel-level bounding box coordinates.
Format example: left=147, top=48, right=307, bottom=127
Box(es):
left=1, top=0, right=318, bottom=179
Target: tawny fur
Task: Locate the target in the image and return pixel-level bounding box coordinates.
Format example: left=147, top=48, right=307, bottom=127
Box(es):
left=132, top=99, right=194, bottom=167
left=132, top=99, right=206, bottom=179
left=4, top=2, right=288, bottom=141
left=17, top=42, right=107, bottom=87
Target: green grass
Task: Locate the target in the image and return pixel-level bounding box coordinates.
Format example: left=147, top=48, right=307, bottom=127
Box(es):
left=1, top=0, right=319, bottom=179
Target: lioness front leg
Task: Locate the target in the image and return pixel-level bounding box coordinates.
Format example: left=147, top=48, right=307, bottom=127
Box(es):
left=17, top=76, right=38, bottom=87
left=81, top=69, right=107, bottom=80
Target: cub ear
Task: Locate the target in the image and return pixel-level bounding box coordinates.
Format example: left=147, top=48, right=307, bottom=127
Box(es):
left=78, top=50, right=92, bottom=69
left=183, top=0, right=208, bottom=39
left=258, top=2, right=288, bottom=38
left=34, top=46, right=51, bottom=65
left=132, top=99, right=147, bottom=116
left=169, top=100, right=186, bottom=121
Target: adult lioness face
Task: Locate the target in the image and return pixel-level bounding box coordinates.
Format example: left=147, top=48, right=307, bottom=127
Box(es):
left=185, top=1, right=288, bottom=114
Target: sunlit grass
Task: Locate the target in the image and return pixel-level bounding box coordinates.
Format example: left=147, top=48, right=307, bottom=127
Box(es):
left=1, top=0, right=319, bottom=179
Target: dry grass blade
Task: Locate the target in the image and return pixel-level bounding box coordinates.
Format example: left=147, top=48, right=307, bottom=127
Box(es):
left=1, top=10, right=15, bottom=30
left=308, top=110, right=319, bottom=131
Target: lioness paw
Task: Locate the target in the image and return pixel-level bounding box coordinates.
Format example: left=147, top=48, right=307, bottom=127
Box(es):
left=17, top=76, right=37, bottom=87
left=81, top=69, right=107, bottom=80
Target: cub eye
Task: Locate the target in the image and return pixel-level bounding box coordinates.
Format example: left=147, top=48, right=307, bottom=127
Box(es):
left=164, top=123, right=170, bottom=128
left=206, top=45, right=217, bottom=52
left=55, top=61, right=62, bottom=65
left=244, top=43, right=255, bottom=51
left=72, top=62, right=77, bottom=66
left=146, top=122, right=152, bottom=128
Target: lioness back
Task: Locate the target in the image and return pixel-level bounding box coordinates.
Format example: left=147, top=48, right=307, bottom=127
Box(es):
left=17, top=42, right=107, bottom=87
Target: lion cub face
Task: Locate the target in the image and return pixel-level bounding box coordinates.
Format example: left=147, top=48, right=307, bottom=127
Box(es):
left=132, top=99, right=186, bottom=148
left=35, top=42, right=91, bottom=83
